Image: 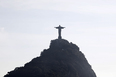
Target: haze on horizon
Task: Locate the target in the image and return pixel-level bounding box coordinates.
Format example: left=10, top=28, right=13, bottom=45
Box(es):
left=0, top=0, right=116, bottom=77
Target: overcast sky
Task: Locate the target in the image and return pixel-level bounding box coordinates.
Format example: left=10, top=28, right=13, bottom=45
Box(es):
left=0, top=0, right=116, bottom=77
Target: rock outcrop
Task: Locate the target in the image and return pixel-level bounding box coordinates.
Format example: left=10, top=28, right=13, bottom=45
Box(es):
left=4, top=39, right=96, bottom=77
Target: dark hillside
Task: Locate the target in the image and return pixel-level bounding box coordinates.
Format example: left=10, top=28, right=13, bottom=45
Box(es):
left=4, top=39, right=96, bottom=77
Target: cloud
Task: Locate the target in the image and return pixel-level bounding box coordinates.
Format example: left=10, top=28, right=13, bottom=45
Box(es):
left=0, top=27, right=4, bottom=32
left=0, top=0, right=116, bottom=14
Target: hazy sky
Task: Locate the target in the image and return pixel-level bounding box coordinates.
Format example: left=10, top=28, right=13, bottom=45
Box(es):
left=0, top=0, right=116, bottom=77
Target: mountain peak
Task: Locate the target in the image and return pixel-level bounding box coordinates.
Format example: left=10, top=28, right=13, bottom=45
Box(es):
left=4, top=39, right=96, bottom=77
left=49, top=39, right=79, bottom=50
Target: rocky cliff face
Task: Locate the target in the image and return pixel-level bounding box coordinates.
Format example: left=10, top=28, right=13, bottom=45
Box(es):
left=4, top=39, right=96, bottom=77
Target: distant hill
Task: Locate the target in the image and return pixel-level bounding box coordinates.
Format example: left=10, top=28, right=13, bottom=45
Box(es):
left=4, top=39, right=96, bottom=77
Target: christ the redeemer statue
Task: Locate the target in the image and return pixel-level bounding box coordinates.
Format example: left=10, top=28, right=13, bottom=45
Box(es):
left=55, top=25, right=65, bottom=39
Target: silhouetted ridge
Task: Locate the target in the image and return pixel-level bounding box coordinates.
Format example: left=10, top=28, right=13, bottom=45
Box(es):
left=4, top=39, right=96, bottom=77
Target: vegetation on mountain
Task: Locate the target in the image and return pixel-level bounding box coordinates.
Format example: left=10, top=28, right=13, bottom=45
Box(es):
left=4, top=39, right=96, bottom=77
